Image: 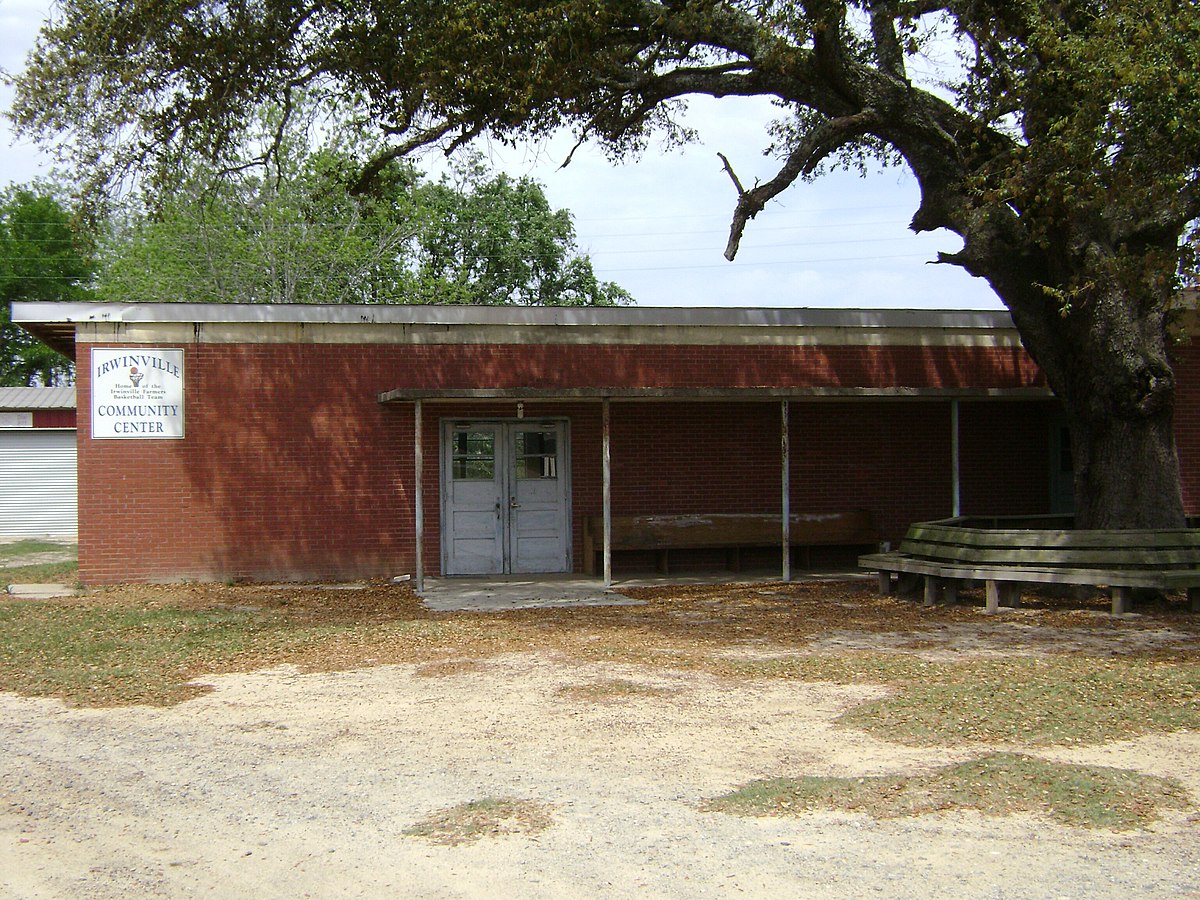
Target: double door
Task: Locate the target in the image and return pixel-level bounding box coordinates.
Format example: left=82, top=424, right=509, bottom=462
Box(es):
left=441, top=420, right=570, bottom=575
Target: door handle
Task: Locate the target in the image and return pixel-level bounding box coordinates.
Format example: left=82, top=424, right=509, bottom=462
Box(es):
left=509, top=497, right=520, bottom=509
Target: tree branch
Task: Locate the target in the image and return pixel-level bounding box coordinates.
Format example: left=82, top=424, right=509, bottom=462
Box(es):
left=349, top=120, right=459, bottom=195
left=868, top=1, right=907, bottom=80
left=722, top=109, right=881, bottom=260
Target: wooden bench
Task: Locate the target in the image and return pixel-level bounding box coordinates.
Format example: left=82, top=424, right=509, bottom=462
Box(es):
left=858, top=517, right=1200, bottom=614
left=583, top=510, right=879, bottom=576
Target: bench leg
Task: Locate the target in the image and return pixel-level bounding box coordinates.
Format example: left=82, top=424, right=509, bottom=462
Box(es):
left=1112, top=586, right=1133, bottom=615
left=657, top=549, right=669, bottom=576
left=1189, top=587, right=1200, bottom=614
left=985, top=580, right=1001, bottom=614
left=923, top=576, right=941, bottom=608
left=876, top=571, right=894, bottom=596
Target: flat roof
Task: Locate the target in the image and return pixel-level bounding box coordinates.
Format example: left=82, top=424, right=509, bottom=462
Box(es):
left=12, top=301, right=1019, bottom=356
left=11, top=300, right=1015, bottom=329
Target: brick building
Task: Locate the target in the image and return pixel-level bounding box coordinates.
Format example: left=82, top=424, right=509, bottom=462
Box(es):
left=13, top=301, right=1198, bottom=586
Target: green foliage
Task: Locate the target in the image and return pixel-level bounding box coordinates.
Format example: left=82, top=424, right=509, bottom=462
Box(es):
left=99, top=142, right=630, bottom=306
left=0, top=185, right=96, bottom=385
left=99, top=152, right=420, bottom=305
left=12, top=3, right=1197, bottom=303
left=407, top=156, right=632, bottom=306
left=11, top=2, right=1196, bottom=309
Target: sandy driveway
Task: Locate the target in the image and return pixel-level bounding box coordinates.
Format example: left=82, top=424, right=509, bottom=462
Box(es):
left=3, top=638, right=1200, bottom=899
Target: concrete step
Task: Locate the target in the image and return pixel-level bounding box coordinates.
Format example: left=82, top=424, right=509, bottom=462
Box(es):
left=5, top=583, right=76, bottom=599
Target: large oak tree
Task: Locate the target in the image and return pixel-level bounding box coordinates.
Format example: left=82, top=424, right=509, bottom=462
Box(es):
left=8, top=1, right=1200, bottom=526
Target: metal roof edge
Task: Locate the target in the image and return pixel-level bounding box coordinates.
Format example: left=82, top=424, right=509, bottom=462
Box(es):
left=10, top=301, right=1017, bottom=331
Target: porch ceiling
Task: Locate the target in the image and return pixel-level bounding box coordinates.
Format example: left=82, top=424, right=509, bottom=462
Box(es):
left=377, top=386, right=1053, bottom=403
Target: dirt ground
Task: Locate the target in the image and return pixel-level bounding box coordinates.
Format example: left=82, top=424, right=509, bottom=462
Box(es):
left=2, top=579, right=1200, bottom=899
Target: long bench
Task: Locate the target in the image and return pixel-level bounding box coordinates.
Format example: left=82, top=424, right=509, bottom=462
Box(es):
left=858, top=517, right=1200, bottom=614
left=583, top=510, right=879, bottom=576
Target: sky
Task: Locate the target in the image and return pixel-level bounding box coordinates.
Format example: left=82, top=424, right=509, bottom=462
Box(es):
left=0, top=0, right=1003, bottom=311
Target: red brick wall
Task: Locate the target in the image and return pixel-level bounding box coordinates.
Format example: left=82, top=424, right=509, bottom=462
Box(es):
left=33, top=409, right=76, bottom=428
left=328, top=342, right=1043, bottom=391
left=789, top=402, right=953, bottom=543
left=80, top=344, right=416, bottom=584
left=76, top=340, right=1056, bottom=584
left=959, top=400, right=1056, bottom=518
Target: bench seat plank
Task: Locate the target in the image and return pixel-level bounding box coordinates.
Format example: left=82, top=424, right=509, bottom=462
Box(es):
left=897, top=540, right=1200, bottom=569
left=860, top=552, right=1200, bottom=590
left=905, top=522, right=1200, bottom=550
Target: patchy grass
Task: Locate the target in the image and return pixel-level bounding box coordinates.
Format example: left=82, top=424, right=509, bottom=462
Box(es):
left=403, top=797, right=554, bottom=846
left=413, top=659, right=488, bottom=678
left=0, top=539, right=74, bottom=562
left=1, top=542, right=78, bottom=592
left=0, top=584, right=448, bottom=705
left=835, top=656, right=1200, bottom=747
left=0, top=539, right=78, bottom=586
left=703, top=753, right=1191, bottom=830
left=1, top=578, right=1199, bottom=758
left=1, top=560, right=79, bottom=585
left=0, top=601, right=294, bottom=705
left=557, top=678, right=676, bottom=703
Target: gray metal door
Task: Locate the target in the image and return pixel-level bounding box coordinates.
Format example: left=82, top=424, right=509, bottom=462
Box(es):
left=442, top=421, right=569, bottom=575
left=0, top=429, right=77, bottom=538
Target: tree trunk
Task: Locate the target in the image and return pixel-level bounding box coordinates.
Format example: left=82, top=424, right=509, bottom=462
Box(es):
left=1068, top=408, right=1185, bottom=529
left=967, top=239, right=1188, bottom=530
left=1013, top=290, right=1186, bottom=530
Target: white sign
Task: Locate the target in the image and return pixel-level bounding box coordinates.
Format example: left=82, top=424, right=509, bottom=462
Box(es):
left=91, top=348, right=185, bottom=439
left=0, top=412, right=33, bottom=428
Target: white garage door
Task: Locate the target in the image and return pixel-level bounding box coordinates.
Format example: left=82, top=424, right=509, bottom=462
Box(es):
left=0, top=429, right=77, bottom=538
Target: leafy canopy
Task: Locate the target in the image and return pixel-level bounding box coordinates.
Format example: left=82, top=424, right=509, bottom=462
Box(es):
left=0, top=186, right=95, bottom=385
left=10, top=2, right=1199, bottom=298
left=100, top=146, right=631, bottom=307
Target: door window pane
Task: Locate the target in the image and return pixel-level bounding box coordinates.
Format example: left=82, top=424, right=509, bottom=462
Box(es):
left=452, top=430, right=495, bottom=480
left=515, top=430, right=557, bottom=479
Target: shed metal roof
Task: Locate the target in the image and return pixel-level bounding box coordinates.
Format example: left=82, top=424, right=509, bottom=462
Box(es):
left=0, top=386, right=76, bottom=410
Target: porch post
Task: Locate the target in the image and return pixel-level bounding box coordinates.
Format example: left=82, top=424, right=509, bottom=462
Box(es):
left=781, top=400, right=791, bottom=583
left=414, top=399, right=424, bottom=593
left=950, top=399, right=961, bottom=517
left=602, top=397, right=612, bottom=587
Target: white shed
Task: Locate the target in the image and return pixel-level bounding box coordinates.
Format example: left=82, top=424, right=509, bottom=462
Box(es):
left=0, top=387, right=77, bottom=539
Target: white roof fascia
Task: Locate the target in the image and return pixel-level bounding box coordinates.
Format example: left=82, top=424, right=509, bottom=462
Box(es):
left=11, top=301, right=1017, bottom=333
